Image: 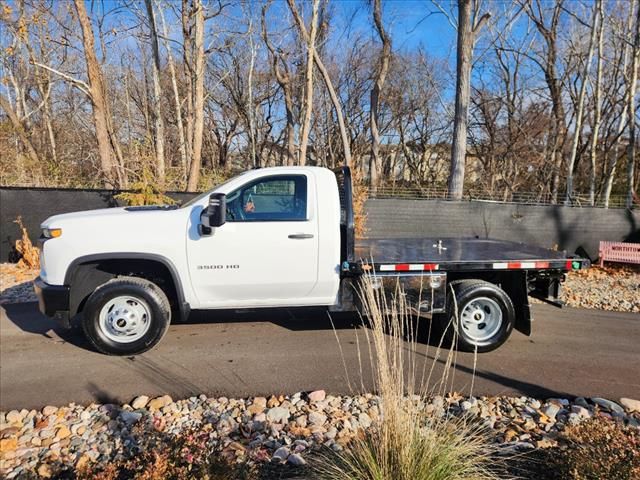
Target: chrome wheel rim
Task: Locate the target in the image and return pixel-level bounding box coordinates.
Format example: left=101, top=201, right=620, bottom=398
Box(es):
left=98, top=296, right=151, bottom=343
left=460, top=297, right=502, bottom=344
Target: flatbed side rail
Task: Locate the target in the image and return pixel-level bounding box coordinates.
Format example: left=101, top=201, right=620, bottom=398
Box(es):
left=358, top=258, right=590, bottom=274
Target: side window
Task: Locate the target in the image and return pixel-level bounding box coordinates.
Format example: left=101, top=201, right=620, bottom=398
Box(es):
left=226, top=175, right=308, bottom=222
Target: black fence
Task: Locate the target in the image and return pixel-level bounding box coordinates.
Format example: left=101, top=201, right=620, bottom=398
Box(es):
left=0, top=187, right=196, bottom=262
left=366, top=199, right=639, bottom=260
left=1, top=187, right=638, bottom=262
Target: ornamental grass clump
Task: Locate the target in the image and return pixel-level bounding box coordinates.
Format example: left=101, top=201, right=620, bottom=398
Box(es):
left=316, top=274, right=500, bottom=480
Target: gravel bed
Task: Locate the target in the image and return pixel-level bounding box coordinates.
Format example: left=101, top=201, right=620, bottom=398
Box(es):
left=0, top=392, right=638, bottom=479
left=561, top=264, right=640, bottom=312
left=1, top=263, right=638, bottom=312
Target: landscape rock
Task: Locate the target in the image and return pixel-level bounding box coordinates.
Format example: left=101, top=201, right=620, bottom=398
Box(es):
left=620, top=398, right=640, bottom=413
left=308, top=411, right=327, bottom=426
left=42, top=406, right=57, bottom=416
left=54, top=426, right=71, bottom=440
left=272, top=446, right=290, bottom=462
left=37, top=464, right=52, bottom=478
left=592, top=397, right=625, bottom=414
left=5, top=411, right=21, bottom=424
left=0, top=437, right=18, bottom=452
left=542, top=404, right=561, bottom=420
left=119, top=411, right=142, bottom=425
left=148, top=395, right=173, bottom=410
left=308, top=390, right=326, bottom=402
left=266, top=407, right=290, bottom=424
left=131, top=396, right=149, bottom=409
left=287, top=453, right=306, bottom=466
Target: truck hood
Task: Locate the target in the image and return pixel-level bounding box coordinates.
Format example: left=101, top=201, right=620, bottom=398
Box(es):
left=42, top=205, right=180, bottom=227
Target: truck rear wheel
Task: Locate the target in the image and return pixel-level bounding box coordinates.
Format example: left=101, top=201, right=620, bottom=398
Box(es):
left=82, top=277, right=171, bottom=355
left=437, top=280, right=515, bottom=353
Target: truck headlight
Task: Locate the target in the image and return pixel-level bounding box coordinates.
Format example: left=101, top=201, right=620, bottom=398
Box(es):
left=42, top=228, right=62, bottom=238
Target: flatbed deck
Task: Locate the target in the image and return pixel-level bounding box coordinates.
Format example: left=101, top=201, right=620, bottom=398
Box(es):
left=355, top=237, right=586, bottom=272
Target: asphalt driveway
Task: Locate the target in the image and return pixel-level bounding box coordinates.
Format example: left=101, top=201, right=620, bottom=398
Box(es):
left=1, top=302, right=638, bottom=410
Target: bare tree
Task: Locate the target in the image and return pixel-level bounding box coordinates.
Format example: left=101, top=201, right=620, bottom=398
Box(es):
left=369, top=0, right=392, bottom=192
left=73, top=0, right=125, bottom=187
left=446, top=0, right=490, bottom=200
left=627, top=0, right=640, bottom=207
left=287, top=0, right=352, bottom=167
left=261, top=4, right=297, bottom=166
left=144, top=0, right=167, bottom=183
left=524, top=0, right=566, bottom=203
left=588, top=2, right=605, bottom=205
left=186, top=0, right=206, bottom=191
left=298, top=0, right=319, bottom=165
left=565, top=0, right=600, bottom=204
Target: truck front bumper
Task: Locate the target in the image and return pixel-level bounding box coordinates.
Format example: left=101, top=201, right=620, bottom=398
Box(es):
left=34, top=277, right=71, bottom=328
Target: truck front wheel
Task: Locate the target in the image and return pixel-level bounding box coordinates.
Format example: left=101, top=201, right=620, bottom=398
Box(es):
left=82, top=277, right=171, bottom=355
left=437, top=280, right=515, bottom=353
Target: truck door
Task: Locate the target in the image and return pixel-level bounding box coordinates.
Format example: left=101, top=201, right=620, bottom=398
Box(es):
left=187, top=173, right=319, bottom=307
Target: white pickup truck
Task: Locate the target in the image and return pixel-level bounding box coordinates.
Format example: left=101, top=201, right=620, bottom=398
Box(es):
left=35, top=166, right=588, bottom=355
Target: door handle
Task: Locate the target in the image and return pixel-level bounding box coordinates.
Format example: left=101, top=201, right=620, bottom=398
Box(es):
left=288, top=233, right=314, bottom=239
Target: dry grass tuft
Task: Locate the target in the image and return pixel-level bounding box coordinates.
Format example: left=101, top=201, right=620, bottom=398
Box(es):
left=316, top=274, right=500, bottom=480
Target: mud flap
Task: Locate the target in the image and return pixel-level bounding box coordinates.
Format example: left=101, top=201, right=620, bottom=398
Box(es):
left=505, top=272, right=532, bottom=336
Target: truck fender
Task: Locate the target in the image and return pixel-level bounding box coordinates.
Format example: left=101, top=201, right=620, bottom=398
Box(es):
left=63, top=253, right=190, bottom=321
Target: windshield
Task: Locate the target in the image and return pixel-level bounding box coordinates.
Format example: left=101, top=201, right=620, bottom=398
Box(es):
left=180, top=175, right=242, bottom=208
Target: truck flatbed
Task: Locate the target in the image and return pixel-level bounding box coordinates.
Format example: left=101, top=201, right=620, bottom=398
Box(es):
left=355, top=237, right=586, bottom=272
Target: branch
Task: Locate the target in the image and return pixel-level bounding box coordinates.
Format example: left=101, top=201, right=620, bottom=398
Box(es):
left=431, top=0, right=458, bottom=31
left=31, top=62, right=92, bottom=98
left=473, top=12, right=491, bottom=34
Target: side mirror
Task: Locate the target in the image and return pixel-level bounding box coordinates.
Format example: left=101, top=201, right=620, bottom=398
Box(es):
left=199, top=193, right=226, bottom=236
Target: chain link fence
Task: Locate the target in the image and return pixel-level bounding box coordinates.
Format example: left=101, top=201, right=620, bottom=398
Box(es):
left=368, top=186, right=632, bottom=209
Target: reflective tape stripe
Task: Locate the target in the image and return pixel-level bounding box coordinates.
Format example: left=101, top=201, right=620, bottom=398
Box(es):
left=493, top=261, right=539, bottom=269
left=379, top=264, right=440, bottom=272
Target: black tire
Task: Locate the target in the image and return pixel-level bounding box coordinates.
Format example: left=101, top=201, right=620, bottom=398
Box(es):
left=435, top=279, right=515, bottom=353
left=82, top=276, right=171, bottom=355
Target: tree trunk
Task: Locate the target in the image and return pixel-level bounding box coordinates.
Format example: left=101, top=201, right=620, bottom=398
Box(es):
left=603, top=102, right=629, bottom=208
left=448, top=0, right=474, bottom=200
left=261, top=5, right=296, bottom=166
left=73, top=0, right=123, bottom=188
left=182, top=0, right=194, bottom=174
left=187, top=0, right=205, bottom=192
left=298, top=0, right=319, bottom=166
left=589, top=4, right=605, bottom=206
left=144, top=0, right=166, bottom=183
left=565, top=0, right=600, bottom=205
left=626, top=0, right=640, bottom=207
left=158, top=2, right=188, bottom=179
left=284, top=90, right=296, bottom=166
left=369, top=0, right=391, bottom=193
